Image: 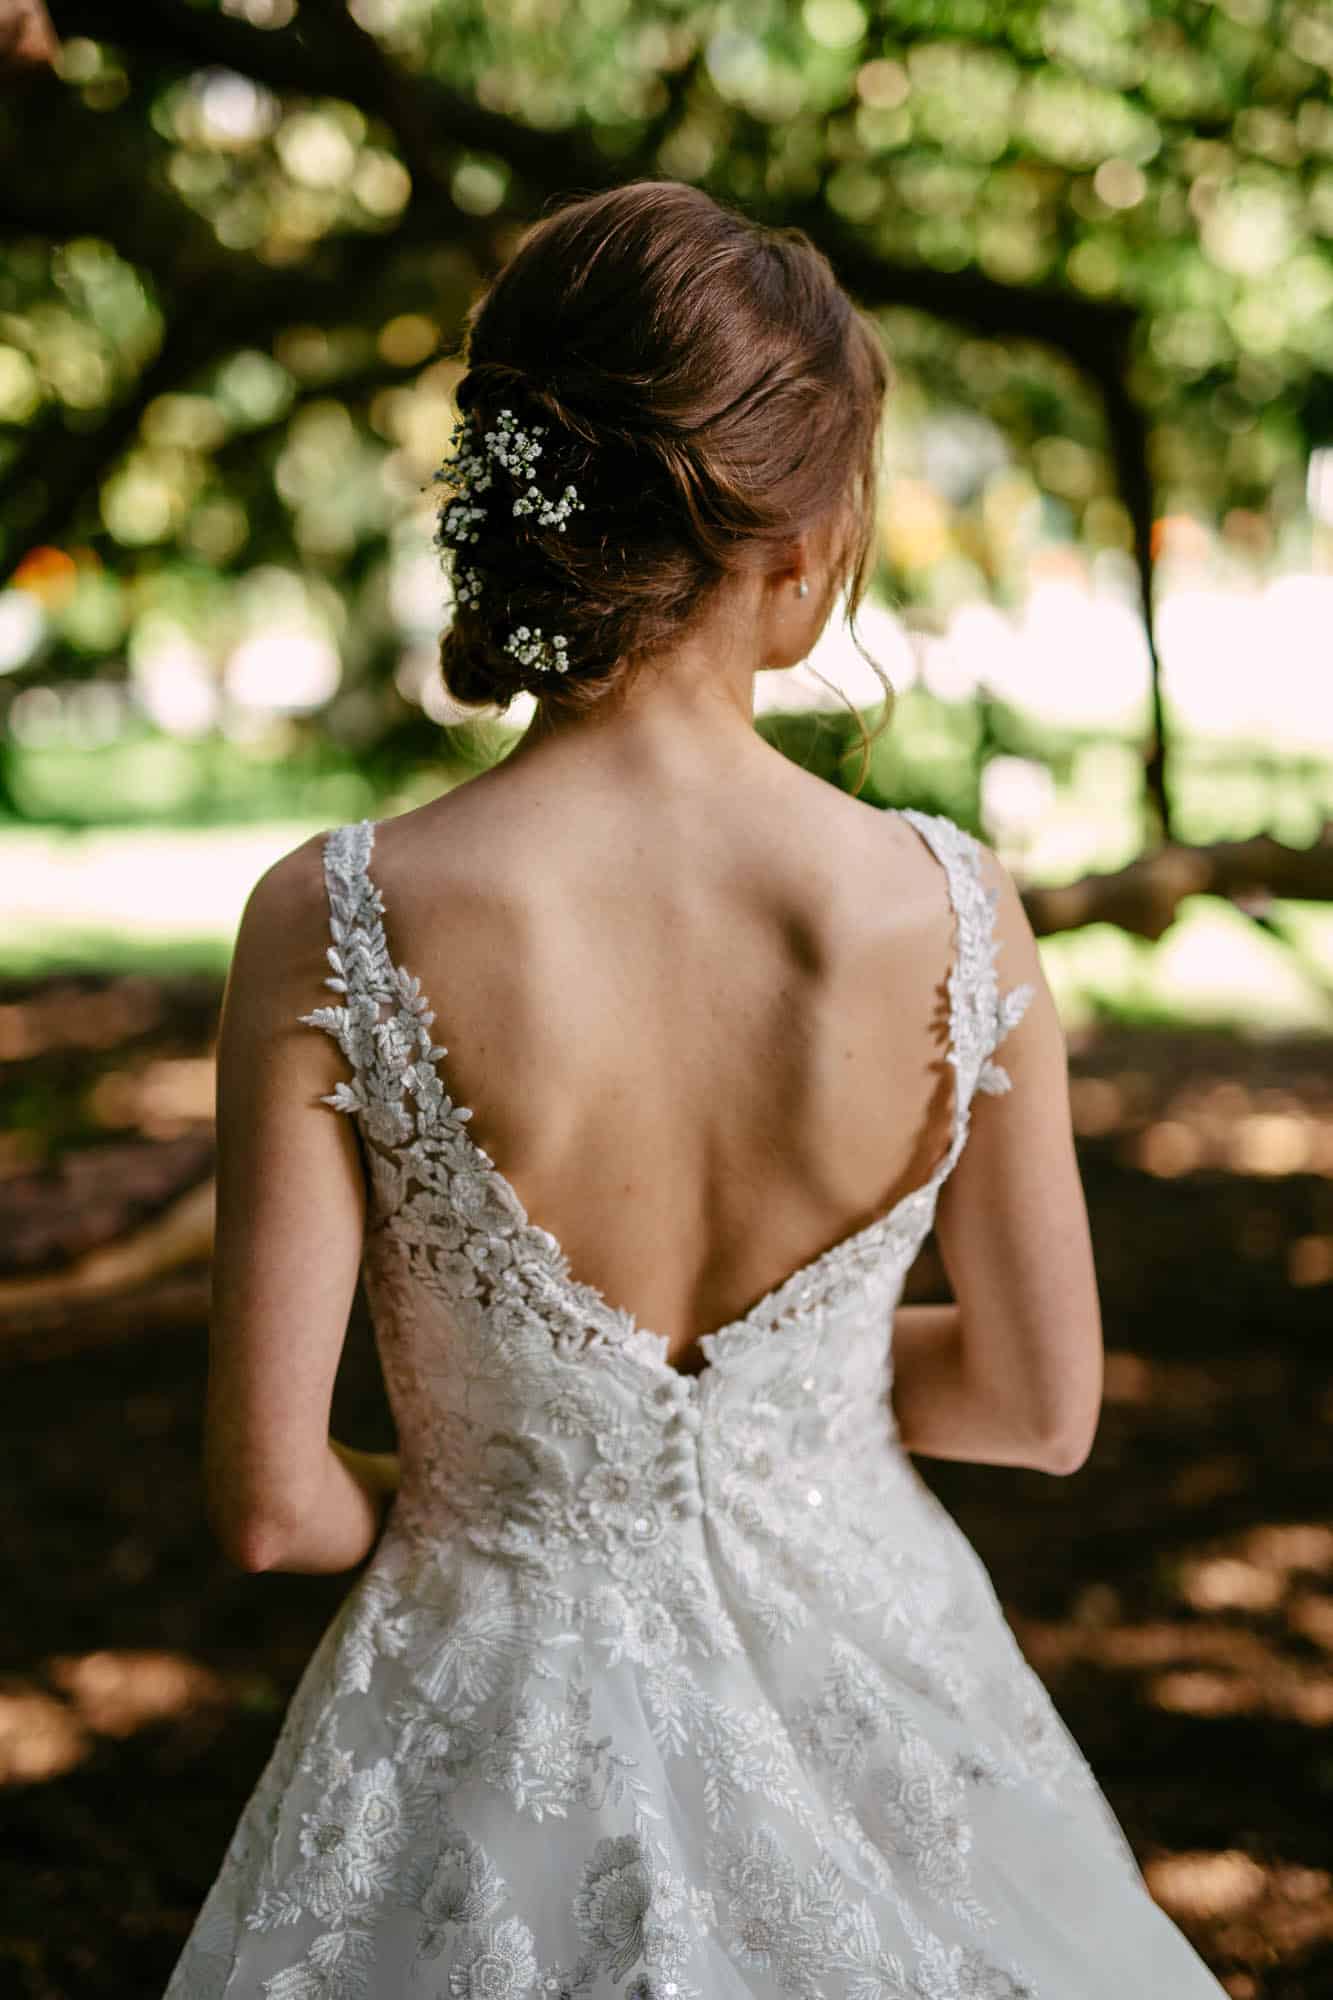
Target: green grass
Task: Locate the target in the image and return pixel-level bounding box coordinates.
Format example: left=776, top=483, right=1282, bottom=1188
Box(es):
left=0, top=928, right=234, bottom=980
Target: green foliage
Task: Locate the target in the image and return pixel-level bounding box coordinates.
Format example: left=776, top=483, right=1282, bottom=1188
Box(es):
left=0, top=0, right=1328, bottom=804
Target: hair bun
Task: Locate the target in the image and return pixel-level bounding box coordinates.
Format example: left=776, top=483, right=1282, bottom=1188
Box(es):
left=436, top=179, right=890, bottom=718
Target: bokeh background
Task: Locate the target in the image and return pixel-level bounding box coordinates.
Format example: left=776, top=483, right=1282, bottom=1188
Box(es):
left=2, top=3, right=1332, bottom=1995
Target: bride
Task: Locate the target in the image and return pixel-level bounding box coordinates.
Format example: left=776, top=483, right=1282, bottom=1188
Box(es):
left=168, top=179, right=1227, bottom=1997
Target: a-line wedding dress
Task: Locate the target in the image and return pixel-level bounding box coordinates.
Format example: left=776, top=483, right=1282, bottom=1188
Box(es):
left=163, top=807, right=1228, bottom=1999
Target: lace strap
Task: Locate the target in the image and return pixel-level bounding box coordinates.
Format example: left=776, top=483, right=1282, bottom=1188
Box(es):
left=896, top=809, right=1035, bottom=1165
left=316, top=819, right=396, bottom=1004
left=297, top=819, right=452, bottom=1144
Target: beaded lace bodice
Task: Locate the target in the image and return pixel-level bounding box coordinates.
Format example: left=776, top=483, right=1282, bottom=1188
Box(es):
left=161, top=805, right=1228, bottom=2000
left=305, top=808, right=1030, bottom=1380
left=294, top=809, right=1036, bottom=1567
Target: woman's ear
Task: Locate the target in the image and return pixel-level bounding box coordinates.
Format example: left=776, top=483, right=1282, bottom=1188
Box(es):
left=765, top=535, right=809, bottom=590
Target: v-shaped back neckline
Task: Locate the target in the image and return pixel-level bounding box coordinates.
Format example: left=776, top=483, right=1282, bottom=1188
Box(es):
left=318, top=808, right=979, bottom=1384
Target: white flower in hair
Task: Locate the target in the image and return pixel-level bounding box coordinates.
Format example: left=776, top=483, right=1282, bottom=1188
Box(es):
left=433, top=403, right=585, bottom=610
left=504, top=625, right=570, bottom=674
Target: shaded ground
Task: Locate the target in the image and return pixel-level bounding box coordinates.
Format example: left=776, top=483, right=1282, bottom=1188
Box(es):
left=1, top=973, right=1332, bottom=1997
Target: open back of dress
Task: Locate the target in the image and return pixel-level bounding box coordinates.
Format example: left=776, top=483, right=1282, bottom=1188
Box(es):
left=162, top=807, right=1227, bottom=2000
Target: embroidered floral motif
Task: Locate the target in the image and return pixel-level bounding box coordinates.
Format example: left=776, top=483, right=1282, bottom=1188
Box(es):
left=417, top=1834, right=505, bottom=1944
left=712, top=1824, right=916, bottom=1998
left=574, top=1835, right=655, bottom=1974
left=161, top=807, right=1210, bottom=2000
left=393, top=1559, right=533, bottom=1710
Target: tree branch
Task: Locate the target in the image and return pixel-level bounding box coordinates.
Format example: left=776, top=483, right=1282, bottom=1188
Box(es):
left=0, top=59, right=485, bottom=569
left=45, top=3, right=1144, bottom=359
left=2, top=314, right=210, bottom=564
left=27, top=1, right=1169, bottom=817
left=1020, top=826, right=1333, bottom=943
left=47, top=0, right=627, bottom=203
left=1097, top=323, right=1172, bottom=848
left=784, top=201, right=1169, bottom=842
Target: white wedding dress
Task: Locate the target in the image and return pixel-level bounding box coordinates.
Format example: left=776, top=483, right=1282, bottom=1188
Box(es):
left=164, top=808, right=1227, bottom=1999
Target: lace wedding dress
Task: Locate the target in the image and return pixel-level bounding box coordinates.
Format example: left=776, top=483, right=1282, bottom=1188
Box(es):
left=164, top=808, right=1226, bottom=1999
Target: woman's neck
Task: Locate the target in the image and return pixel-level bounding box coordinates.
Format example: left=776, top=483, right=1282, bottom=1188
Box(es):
left=504, top=590, right=781, bottom=788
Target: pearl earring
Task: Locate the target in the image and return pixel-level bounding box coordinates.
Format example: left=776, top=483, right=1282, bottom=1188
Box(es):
left=796, top=576, right=809, bottom=599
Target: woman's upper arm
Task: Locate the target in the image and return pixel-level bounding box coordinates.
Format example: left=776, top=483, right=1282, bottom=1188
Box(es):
left=204, top=832, right=367, bottom=1559
left=932, top=842, right=1104, bottom=1470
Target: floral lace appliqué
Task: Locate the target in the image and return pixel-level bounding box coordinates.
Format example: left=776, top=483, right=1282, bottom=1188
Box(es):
left=160, top=809, right=1221, bottom=2000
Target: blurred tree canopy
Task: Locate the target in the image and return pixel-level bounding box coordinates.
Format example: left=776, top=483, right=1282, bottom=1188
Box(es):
left=0, top=0, right=1330, bottom=847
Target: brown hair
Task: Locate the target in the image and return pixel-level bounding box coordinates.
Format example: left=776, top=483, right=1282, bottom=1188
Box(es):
left=436, top=178, right=895, bottom=757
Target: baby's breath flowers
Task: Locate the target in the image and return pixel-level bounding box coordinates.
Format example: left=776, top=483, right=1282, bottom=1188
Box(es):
left=433, top=405, right=584, bottom=671
left=504, top=626, right=570, bottom=674
left=433, top=414, right=492, bottom=608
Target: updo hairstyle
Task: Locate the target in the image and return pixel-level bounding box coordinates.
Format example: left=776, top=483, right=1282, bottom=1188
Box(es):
left=436, top=178, right=893, bottom=717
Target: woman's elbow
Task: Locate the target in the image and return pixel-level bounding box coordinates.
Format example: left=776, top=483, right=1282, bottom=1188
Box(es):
left=1022, top=1349, right=1102, bottom=1475
left=214, top=1512, right=289, bottom=1571
left=1031, top=1405, right=1100, bottom=1476
left=204, top=1455, right=322, bottom=1571
left=206, top=1485, right=299, bottom=1570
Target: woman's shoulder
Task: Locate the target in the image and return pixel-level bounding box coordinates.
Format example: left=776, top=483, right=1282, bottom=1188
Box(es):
left=238, top=824, right=339, bottom=955
left=219, top=826, right=359, bottom=1080
left=309, top=776, right=1011, bottom=948
left=797, top=783, right=983, bottom=896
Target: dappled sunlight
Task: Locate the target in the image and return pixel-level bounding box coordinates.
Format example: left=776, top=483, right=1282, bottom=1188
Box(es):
left=1150, top=1670, right=1267, bottom=1719
left=1151, top=1666, right=1333, bottom=1726
left=1156, top=572, right=1333, bottom=755
left=88, top=1056, right=216, bottom=1138
left=2, top=6, right=1329, bottom=1990
left=1287, top=1593, right=1333, bottom=1650
left=0, top=1685, right=89, bottom=1784
left=48, top=1648, right=228, bottom=1738
left=0, top=822, right=329, bottom=944
left=1020, top=1613, right=1333, bottom=1726
left=1102, top=1352, right=1230, bottom=1413
left=1067, top=1074, right=1125, bottom=1135
left=1178, top=1556, right=1286, bottom=1615
left=1148, top=1851, right=1268, bottom=1921
left=1288, top=1235, right=1333, bottom=1286
left=1145, top=1852, right=1333, bottom=1975
left=1128, top=1104, right=1328, bottom=1176
left=0, top=1650, right=232, bottom=1786
left=1015, top=1518, right=1333, bottom=1730
left=1145, top=907, right=1333, bottom=1035
left=1024, top=1608, right=1316, bottom=1673
left=1242, top=1523, right=1333, bottom=1572
left=1227, top=1113, right=1320, bottom=1176
left=0, top=977, right=166, bottom=1062
left=745, top=558, right=1333, bottom=911
left=1068, top=1066, right=1333, bottom=1182
left=1136, top=1118, right=1207, bottom=1175
left=758, top=562, right=1333, bottom=782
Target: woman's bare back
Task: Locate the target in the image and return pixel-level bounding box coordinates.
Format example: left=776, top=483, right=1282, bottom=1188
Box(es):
left=360, top=743, right=967, bottom=1373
